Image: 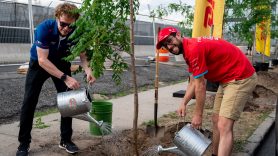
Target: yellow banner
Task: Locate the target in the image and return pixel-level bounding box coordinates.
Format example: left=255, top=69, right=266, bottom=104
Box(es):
left=256, top=19, right=271, bottom=56
left=192, top=0, right=225, bottom=38
left=192, top=0, right=211, bottom=37
left=213, top=0, right=225, bottom=38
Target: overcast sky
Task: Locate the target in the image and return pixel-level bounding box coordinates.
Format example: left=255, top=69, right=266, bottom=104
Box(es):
left=138, top=0, right=194, bottom=23
left=9, top=0, right=195, bottom=23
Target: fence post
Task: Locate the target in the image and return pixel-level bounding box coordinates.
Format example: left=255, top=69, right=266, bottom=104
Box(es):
left=28, top=0, right=34, bottom=46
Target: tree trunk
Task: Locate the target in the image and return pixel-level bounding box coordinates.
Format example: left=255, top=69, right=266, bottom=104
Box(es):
left=129, top=0, right=139, bottom=155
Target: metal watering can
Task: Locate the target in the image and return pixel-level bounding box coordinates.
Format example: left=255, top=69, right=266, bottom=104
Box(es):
left=57, top=88, right=103, bottom=127
left=158, top=123, right=212, bottom=156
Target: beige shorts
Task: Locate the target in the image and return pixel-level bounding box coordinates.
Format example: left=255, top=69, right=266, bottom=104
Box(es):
left=213, top=73, right=257, bottom=120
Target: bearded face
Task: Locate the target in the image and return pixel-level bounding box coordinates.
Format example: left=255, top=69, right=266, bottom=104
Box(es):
left=163, top=35, right=183, bottom=55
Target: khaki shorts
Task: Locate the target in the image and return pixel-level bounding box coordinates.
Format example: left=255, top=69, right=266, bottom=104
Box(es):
left=213, top=73, right=257, bottom=120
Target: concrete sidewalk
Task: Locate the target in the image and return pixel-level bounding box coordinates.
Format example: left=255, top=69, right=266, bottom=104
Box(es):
left=0, top=82, right=193, bottom=156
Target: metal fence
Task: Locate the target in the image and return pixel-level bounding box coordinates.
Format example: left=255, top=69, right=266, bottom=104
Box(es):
left=133, top=18, right=178, bottom=45
left=0, top=1, right=179, bottom=45
left=0, top=1, right=54, bottom=43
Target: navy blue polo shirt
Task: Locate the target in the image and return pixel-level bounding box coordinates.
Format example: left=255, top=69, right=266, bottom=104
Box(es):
left=30, top=19, right=74, bottom=62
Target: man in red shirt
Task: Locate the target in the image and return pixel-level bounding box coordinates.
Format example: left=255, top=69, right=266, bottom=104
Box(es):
left=156, top=27, right=257, bottom=156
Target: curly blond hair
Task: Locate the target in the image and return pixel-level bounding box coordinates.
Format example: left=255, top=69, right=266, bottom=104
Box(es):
left=54, top=3, right=80, bottom=19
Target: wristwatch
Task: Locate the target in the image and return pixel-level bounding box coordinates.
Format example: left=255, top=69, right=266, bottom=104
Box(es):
left=60, top=73, right=67, bottom=81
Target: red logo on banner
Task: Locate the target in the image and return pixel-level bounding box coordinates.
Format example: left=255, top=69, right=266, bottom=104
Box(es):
left=204, top=0, right=215, bottom=28
left=259, top=22, right=267, bottom=40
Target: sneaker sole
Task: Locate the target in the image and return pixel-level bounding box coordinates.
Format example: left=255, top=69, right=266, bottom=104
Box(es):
left=58, top=145, right=78, bottom=154
left=16, top=152, right=29, bottom=156
left=16, top=148, right=30, bottom=156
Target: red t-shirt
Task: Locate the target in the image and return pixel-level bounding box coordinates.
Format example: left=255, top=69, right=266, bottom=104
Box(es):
left=182, top=37, right=255, bottom=83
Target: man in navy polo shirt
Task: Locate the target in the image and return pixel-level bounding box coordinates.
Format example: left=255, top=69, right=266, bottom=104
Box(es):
left=16, top=3, right=95, bottom=156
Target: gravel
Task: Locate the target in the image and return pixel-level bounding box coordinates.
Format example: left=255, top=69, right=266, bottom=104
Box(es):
left=0, top=62, right=189, bottom=124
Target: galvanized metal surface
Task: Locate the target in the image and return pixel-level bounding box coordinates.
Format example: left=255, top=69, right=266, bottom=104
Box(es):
left=57, top=89, right=91, bottom=117
left=73, top=112, right=103, bottom=127
left=173, top=124, right=212, bottom=156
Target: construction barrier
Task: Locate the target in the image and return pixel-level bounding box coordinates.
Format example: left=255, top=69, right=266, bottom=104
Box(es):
left=158, top=47, right=169, bottom=62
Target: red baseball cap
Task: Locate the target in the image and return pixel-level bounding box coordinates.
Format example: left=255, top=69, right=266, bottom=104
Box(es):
left=156, top=27, right=179, bottom=49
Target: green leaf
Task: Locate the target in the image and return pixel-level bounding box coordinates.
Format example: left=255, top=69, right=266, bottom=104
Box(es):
left=67, top=0, right=138, bottom=84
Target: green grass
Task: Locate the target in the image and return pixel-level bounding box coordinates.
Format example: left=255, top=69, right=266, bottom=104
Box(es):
left=113, top=91, right=129, bottom=97
left=258, top=110, right=272, bottom=120
left=233, top=140, right=246, bottom=152
left=33, top=107, right=58, bottom=129
left=162, top=111, right=179, bottom=119
left=34, top=117, right=50, bottom=129
left=110, top=86, right=152, bottom=98
left=141, top=118, right=168, bottom=126
left=142, top=120, right=155, bottom=126
left=110, top=80, right=187, bottom=99
left=34, top=107, right=58, bottom=118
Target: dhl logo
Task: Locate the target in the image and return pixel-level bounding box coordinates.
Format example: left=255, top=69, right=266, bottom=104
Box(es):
left=204, top=0, right=215, bottom=28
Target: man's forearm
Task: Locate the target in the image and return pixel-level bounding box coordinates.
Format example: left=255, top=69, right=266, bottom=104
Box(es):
left=38, top=57, right=64, bottom=79
left=194, top=78, right=206, bottom=116
left=183, top=76, right=195, bottom=105
left=37, top=47, right=65, bottom=79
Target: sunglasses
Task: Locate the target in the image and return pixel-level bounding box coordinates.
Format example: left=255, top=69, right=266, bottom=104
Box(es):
left=163, top=36, right=175, bottom=50
left=59, top=21, right=75, bottom=29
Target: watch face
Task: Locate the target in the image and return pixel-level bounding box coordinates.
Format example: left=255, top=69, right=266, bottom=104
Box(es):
left=61, top=74, right=67, bottom=81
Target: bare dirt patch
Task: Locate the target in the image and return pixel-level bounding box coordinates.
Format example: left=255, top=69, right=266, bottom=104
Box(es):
left=28, top=69, right=278, bottom=156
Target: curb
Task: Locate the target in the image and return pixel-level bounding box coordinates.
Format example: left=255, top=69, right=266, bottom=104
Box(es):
left=235, top=110, right=276, bottom=156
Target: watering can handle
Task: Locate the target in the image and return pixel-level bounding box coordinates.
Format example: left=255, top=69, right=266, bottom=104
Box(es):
left=188, top=123, right=204, bottom=132
left=85, top=83, right=93, bottom=93
left=187, top=123, right=207, bottom=136
left=85, top=83, right=93, bottom=102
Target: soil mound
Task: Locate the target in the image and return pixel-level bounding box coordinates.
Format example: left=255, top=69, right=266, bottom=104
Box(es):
left=76, top=123, right=211, bottom=156
left=257, top=71, right=278, bottom=94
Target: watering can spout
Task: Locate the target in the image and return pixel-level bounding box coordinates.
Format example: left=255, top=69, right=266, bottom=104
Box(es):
left=73, top=112, right=103, bottom=127
left=157, top=145, right=187, bottom=156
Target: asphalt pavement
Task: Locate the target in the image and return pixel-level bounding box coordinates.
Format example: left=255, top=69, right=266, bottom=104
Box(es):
left=0, top=60, right=188, bottom=123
